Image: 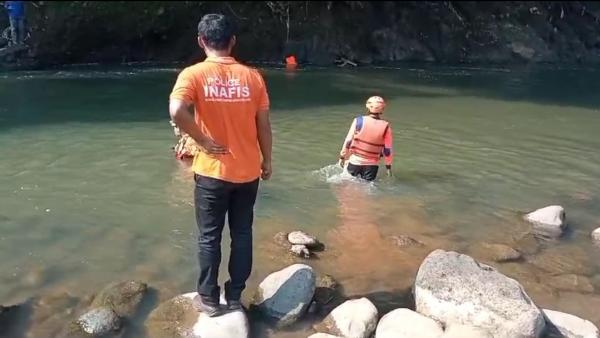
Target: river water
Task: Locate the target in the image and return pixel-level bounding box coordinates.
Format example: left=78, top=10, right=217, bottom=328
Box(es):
left=1, top=65, right=600, bottom=337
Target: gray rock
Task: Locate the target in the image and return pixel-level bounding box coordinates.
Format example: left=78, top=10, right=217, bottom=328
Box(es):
left=253, top=264, right=316, bottom=328
left=543, top=309, right=600, bottom=338
left=592, top=228, right=600, bottom=244
left=547, top=274, right=594, bottom=293
left=290, top=244, right=311, bottom=258
left=375, top=308, right=443, bottom=338
left=91, top=280, right=147, bottom=318
left=288, top=231, right=319, bottom=248
left=414, top=250, right=545, bottom=338
left=145, top=293, right=249, bottom=338
left=389, top=235, right=424, bottom=248
left=315, top=298, right=378, bottom=338
left=471, top=243, right=522, bottom=263
left=524, top=205, right=566, bottom=238
left=77, top=307, right=121, bottom=336
left=442, top=325, right=492, bottom=338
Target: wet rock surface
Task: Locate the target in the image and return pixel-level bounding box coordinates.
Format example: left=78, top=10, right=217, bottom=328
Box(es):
left=91, top=280, right=148, bottom=317
left=76, top=307, right=121, bottom=336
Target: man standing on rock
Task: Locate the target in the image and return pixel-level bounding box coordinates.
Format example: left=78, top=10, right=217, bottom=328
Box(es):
left=169, top=14, right=272, bottom=317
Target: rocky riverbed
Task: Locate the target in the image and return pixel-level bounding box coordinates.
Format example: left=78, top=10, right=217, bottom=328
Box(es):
left=1, top=205, right=599, bottom=338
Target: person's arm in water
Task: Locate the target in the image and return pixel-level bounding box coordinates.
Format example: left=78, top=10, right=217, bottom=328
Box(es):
left=383, top=125, right=393, bottom=177
left=169, top=69, right=227, bottom=155
left=339, top=118, right=357, bottom=167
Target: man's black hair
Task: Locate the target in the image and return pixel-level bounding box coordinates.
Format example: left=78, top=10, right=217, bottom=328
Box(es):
left=197, top=14, right=235, bottom=50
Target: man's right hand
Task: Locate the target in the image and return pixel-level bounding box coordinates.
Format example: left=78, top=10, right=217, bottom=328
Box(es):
left=339, top=157, right=346, bottom=168
left=197, top=136, right=228, bottom=155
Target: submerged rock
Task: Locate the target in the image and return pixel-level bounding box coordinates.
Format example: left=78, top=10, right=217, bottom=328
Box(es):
left=311, top=274, right=343, bottom=316
left=543, top=309, right=600, bottom=338
left=524, top=205, right=566, bottom=238
left=414, top=250, right=545, bottom=338
left=592, top=228, right=600, bottom=244
left=315, top=298, right=378, bottom=338
left=290, top=244, right=311, bottom=259
left=471, top=243, right=522, bottom=263
left=27, top=291, right=84, bottom=338
left=288, top=231, right=320, bottom=248
left=388, top=235, right=424, bottom=248
left=375, top=308, right=443, bottom=338
left=91, top=280, right=147, bottom=317
left=529, top=247, right=593, bottom=276
left=511, top=233, right=542, bottom=256
left=273, top=232, right=290, bottom=248
left=76, top=307, right=121, bottom=336
left=252, top=264, right=316, bottom=328
left=145, top=292, right=249, bottom=338
left=547, top=274, right=594, bottom=293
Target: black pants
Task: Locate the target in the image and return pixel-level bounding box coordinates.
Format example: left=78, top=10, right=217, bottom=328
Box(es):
left=347, top=163, right=379, bottom=181
left=194, top=174, right=259, bottom=301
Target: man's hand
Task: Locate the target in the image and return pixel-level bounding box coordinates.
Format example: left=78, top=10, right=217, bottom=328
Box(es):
left=386, top=168, right=393, bottom=177
left=197, top=135, right=228, bottom=155
left=261, top=160, right=272, bottom=180
left=339, top=157, right=346, bottom=168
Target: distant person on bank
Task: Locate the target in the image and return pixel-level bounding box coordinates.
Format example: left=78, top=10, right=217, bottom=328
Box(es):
left=4, top=1, right=25, bottom=46
left=339, top=96, right=393, bottom=181
left=169, top=14, right=272, bottom=317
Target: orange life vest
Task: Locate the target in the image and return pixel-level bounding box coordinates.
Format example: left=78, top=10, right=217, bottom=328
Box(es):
left=349, top=116, right=389, bottom=160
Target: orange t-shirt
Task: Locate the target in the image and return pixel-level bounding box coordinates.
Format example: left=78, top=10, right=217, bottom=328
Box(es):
left=169, top=56, right=270, bottom=183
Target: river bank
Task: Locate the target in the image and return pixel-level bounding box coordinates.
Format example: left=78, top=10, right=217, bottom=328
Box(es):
left=3, top=1, right=600, bottom=71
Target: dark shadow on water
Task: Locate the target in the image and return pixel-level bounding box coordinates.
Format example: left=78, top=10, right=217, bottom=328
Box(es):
left=349, top=287, right=415, bottom=316
left=0, top=300, right=33, bottom=338
left=3, top=64, right=600, bottom=133
left=121, top=287, right=160, bottom=338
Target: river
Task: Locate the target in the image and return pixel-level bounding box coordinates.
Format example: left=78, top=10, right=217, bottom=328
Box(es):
left=1, top=64, right=599, bottom=337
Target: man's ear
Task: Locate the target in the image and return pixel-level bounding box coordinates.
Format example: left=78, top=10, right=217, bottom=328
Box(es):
left=229, top=36, right=237, bottom=50
left=197, top=36, right=206, bottom=49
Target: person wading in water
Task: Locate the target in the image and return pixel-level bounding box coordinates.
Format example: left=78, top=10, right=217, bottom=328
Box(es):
left=339, top=96, right=393, bottom=181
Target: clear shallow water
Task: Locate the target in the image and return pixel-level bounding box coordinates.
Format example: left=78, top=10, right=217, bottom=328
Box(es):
left=1, top=65, right=600, bottom=337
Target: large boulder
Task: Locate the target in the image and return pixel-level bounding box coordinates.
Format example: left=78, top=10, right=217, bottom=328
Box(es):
left=375, top=308, right=443, bottom=338
left=145, top=293, right=249, bottom=338
left=253, top=264, right=316, bottom=328
left=315, top=298, right=378, bottom=338
left=414, top=250, right=545, bottom=338
left=442, top=325, right=492, bottom=338
left=543, top=309, right=600, bottom=338
left=91, top=280, right=147, bottom=317
left=524, top=205, right=566, bottom=238
left=76, top=307, right=121, bottom=336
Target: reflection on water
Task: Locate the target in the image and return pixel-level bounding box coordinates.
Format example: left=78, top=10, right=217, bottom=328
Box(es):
left=1, top=65, right=600, bottom=337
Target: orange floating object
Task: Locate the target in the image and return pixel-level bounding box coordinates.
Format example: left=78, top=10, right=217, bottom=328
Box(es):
left=286, top=55, right=298, bottom=65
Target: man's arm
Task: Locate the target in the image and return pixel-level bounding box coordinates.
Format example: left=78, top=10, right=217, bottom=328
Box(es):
left=383, top=125, right=393, bottom=176
left=169, top=99, right=227, bottom=154
left=256, top=109, right=272, bottom=180
left=339, top=118, right=357, bottom=166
